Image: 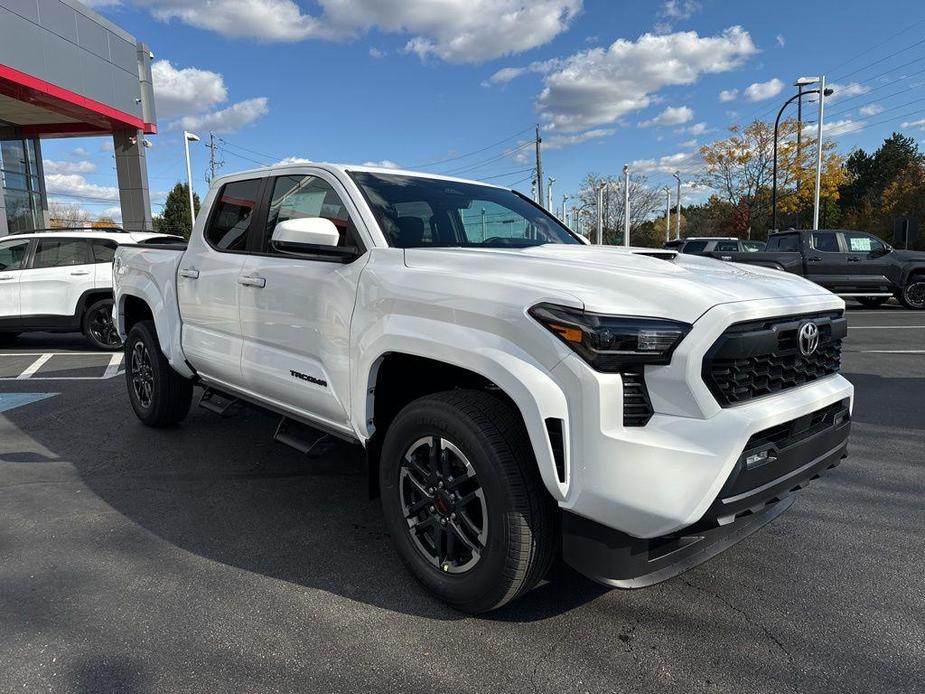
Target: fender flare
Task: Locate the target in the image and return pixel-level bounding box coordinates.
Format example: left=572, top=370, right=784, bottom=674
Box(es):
left=900, top=264, right=925, bottom=287
left=353, top=322, right=572, bottom=502
left=116, top=283, right=192, bottom=379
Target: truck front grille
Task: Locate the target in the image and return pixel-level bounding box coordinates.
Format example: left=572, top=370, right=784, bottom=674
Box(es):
left=703, top=311, right=846, bottom=407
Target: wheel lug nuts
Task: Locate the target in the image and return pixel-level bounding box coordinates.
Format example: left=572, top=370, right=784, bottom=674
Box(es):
left=440, top=518, right=447, bottom=525
left=429, top=505, right=435, bottom=512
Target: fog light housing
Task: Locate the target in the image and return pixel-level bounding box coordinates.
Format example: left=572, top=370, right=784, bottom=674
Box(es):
left=745, top=449, right=777, bottom=470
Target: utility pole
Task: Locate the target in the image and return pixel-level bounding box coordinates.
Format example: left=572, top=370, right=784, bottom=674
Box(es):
left=796, top=83, right=804, bottom=193
left=561, top=194, right=569, bottom=225
left=535, top=125, right=545, bottom=209
left=183, top=131, right=200, bottom=227
left=673, top=171, right=682, bottom=240
left=663, top=187, right=672, bottom=243
left=813, top=75, right=827, bottom=230
left=547, top=177, right=555, bottom=215
left=206, top=131, right=223, bottom=185
left=596, top=184, right=604, bottom=245
left=623, top=165, right=630, bottom=247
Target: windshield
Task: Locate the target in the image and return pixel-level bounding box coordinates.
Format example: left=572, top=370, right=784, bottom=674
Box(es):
left=349, top=171, right=580, bottom=249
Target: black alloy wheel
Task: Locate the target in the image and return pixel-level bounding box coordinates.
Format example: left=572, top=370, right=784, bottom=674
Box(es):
left=399, top=435, right=488, bottom=574
left=901, top=278, right=925, bottom=310
left=124, top=320, right=193, bottom=427
left=84, top=299, right=123, bottom=350
left=130, top=339, right=155, bottom=409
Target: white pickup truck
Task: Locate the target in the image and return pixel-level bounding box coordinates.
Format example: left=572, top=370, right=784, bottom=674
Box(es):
left=113, top=163, right=853, bottom=612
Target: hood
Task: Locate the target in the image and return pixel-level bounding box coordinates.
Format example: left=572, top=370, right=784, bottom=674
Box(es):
left=403, top=245, right=837, bottom=323
left=890, top=249, right=925, bottom=262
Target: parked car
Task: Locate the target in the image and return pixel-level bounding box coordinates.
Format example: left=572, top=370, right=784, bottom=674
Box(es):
left=706, top=229, right=925, bottom=309
left=0, top=228, right=183, bottom=349
left=664, top=237, right=766, bottom=254
left=113, top=164, right=853, bottom=612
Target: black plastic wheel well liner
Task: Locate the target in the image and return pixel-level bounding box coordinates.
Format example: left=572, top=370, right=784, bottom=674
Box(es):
left=122, top=295, right=155, bottom=335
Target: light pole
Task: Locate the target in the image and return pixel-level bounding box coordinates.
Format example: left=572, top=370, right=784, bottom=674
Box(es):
left=596, top=183, right=605, bottom=245
left=623, top=165, right=630, bottom=247
left=663, top=186, right=672, bottom=244
left=673, top=171, right=682, bottom=240
left=547, top=177, right=556, bottom=214
left=561, top=193, right=570, bottom=225
left=770, top=78, right=833, bottom=231
left=812, top=75, right=828, bottom=230
left=183, top=131, right=200, bottom=228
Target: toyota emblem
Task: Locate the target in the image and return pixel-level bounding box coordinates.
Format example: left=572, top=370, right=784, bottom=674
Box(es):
left=798, top=321, right=820, bottom=356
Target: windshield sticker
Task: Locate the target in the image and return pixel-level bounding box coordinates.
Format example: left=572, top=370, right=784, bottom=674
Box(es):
left=849, top=237, right=873, bottom=252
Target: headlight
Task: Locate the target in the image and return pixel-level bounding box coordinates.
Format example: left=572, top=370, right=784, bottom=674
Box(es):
left=529, top=303, right=691, bottom=372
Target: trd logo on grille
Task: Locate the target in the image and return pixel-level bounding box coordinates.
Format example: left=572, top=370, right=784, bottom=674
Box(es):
left=798, top=322, right=820, bottom=356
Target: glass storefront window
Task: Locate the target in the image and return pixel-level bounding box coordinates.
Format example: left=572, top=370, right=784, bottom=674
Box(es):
left=2, top=136, right=45, bottom=233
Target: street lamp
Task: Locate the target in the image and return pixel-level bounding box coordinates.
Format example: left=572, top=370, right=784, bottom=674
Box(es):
left=672, top=171, right=682, bottom=241
left=547, top=177, right=556, bottom=214
left=771, top=77, right=833, bottom=231
left=183, top=131, right=200, bottom=228
left=561, top=193, right=570, bottom=226
left=663, top=186, right=672, bottom=244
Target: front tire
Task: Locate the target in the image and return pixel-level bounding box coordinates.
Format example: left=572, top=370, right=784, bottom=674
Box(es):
left=125, top=320, right=193, bottom=427
left=899, top=275, right=925, bottom=310
left=83, top=298, right=123, bottom=350
left=379, top=390, right=556, bottom=613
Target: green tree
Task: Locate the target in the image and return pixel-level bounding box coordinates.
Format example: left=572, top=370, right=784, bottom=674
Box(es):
left=160, top=182, right=201, bottom=239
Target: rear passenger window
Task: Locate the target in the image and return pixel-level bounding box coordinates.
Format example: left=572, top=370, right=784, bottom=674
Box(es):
left=715, top=241, right=739, bottom=252
left=0, top=238, right=30, bottom=271
left=205, top=179, right=261, bottom=251
left=264, top=175, right=360, bottom=250
left=32, top=239, right=90, bottom=268
left=681, top=241, right=708, bottom=254
left=812, top=232, right=839, bottom=252
left=91, top=239, right=118, bottom=263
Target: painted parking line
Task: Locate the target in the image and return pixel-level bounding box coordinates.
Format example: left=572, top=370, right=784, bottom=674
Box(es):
left=0, top=393, right=58, bottom=413
left=103, top=353, right=124, bottom=379
left=0, top=353, right=124, bottom=381
left=16, top=354, right=53, bottom=380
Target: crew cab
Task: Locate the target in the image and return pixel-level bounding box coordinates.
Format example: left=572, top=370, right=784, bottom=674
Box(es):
left=0, top=228, right=181, bottom=349
left=113, top=164, right=854, bottom=612
left=710, top=229, right=925, bottom=309
left=665, top=237, right=765, bottom=254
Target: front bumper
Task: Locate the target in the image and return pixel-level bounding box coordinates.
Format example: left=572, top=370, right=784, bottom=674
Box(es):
left=562, top=399, right=850, bottom=587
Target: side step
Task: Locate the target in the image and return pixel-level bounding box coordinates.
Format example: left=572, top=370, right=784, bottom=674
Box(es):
left=274, top=416, right=338, bottom=458
left=198, top=387, right=239, bottom=417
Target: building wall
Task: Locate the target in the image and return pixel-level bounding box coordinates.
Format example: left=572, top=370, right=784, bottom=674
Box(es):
left=0, top=0, right=148, bottom=122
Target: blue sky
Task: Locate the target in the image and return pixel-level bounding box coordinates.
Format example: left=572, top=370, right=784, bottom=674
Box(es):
left=40, top=0, right=925, bottom=222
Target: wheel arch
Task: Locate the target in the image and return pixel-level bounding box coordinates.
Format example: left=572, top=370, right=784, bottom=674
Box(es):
left=117, top=291, right=193, bottom=378
left=900, top=264, right=925, bottom=286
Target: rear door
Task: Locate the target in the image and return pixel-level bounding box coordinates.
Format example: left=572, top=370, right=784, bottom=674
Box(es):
left=19, top=237, right=96, bottom=318
left=238, top=171, right=368, bottom=429
left=177, top=177, right=263, bottom=384
left=90, top=238, right=119, bottom=289
left=0, top=237, right=31, bottom=320
left=804, top=231, right=847, bottom=289
left=842, top=232, right=895, bottom=292
left=713, top=240, right=740, bottom=261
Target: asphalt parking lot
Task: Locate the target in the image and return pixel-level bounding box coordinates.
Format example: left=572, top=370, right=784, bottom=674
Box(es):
left=1, top=304, right=922, bottom=694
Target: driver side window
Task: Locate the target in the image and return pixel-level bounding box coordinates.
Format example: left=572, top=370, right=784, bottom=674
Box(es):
left=844, top=232, right=884, bottom=254
left=264, top=175, right=360, bottom=252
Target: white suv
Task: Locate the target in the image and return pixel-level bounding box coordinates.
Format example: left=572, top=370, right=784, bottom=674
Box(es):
left=0, top=228, right=182, bottom=350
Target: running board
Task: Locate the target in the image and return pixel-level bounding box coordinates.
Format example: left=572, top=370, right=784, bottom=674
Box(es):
left=198, top=387, right=239, bottom=417
left=274, top=416, right=337, bottom=458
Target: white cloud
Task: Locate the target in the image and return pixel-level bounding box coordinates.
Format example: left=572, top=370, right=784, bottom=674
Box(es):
left=659, top=0, right=701, bottom=20
left=802, top=119, right=865, bottom=138
left=368, top=47, right=386, bottom=59
left=99, top=141, right=114, bottom=153
left=630, top=149, right=702, bottom=176
left=43, top=159, right=96, bottom=175
left=176, top=97, right=269, bottom=133
left=275, top=156, right=313, bottom=165
left=101, top=206, right=123, bottom=222
left=361, top=160, right=401, bottom=168
left=532, top=26, right=757, bottom=132
left=684, top=122, right=709, bottom=136
left=543, top=128, right=615, bottom=149
left=900, top=118, right=925, bottom=130
left=46, top=174, right=120, bottom=201
left=776, top=34, right=785, bottom=47
left=70, top=147, right=89, bottom=157
left=133, top=0, right=582, bottom=63
left=827, top=82, right=870, bottom=102
left=640, top=105, right=693, bottom=127
left=719, top=88, right=738, bottom=102
left=679, top=138, right=698, bottom=148
left=152, top=60, right=228, bottom=119
left=744, top=78, right=784, bottom=102
left=859, top=104, right=884, bottom=116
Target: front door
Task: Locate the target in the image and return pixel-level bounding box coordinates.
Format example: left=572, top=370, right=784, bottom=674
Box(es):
left=177, top=177, right=262, bottom=384
left=19, top=238, right=96, bottom=320
left=0, top=237, right=31, bottom=321
left=841, top=231, right=895, bottom=292
left=238, top=172, right=368, bottom=430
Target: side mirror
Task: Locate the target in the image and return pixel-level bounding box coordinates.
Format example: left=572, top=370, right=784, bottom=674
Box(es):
left=270, top=217, right=358, bottom=261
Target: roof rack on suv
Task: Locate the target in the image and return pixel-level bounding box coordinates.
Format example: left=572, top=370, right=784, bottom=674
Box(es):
left=9, top=226, right=129, bottom=235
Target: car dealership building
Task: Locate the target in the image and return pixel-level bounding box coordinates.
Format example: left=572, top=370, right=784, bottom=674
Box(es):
left=0, top=0, right=156, bottom=235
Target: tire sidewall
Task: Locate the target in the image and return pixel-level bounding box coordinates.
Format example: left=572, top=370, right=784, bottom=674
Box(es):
left=125, top=323, right=158, bottom=421
left=902, top=278, right=925, bottom=310
left=84, top=298, right=122, bottom=350
left=380, top=400, right=521, bottom=608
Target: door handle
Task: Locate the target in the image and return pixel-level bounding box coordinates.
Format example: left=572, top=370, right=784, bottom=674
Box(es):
left=70, top=270, right=91, bottom=276
left=807, top=257, right=823, bottom=262
left=238, top=275, right=266, bottom=288
left=847, top=256, right=862, bottom=262
left=179, top=268, right=200, bottom=279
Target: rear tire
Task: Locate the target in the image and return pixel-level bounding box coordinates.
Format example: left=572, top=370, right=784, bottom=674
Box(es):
left=856, top=296, right=889, bottom=308
left=83, top=298, right=123, bottom=350
left=379, top=390, right=556, bottom=613
left=899, top=275, right=925, bottom=310
left=125, top=320, right=193, bottom=427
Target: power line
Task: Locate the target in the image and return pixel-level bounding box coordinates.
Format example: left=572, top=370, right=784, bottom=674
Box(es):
left=439, top=141, right=534, bottom=176
left=826, top=16, right=925, bottom=79
left=476, top=167, right=534, bottom=181
left=405, top=126, right=533, bottom=169
left=832, top=35, right=925, bottom=82
left=823, top=67, right=925, bottom=117
left=217, top=137, right=285, bottom=164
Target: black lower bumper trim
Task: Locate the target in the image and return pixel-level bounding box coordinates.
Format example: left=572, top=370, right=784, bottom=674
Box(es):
left=562, top=496, right=794, bottom=589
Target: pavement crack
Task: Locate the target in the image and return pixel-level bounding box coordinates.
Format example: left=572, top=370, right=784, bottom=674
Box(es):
left=529, top=640, right=558, bottom=694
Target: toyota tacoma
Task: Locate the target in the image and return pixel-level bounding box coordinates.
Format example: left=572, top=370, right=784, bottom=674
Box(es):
left=112, top=164, right=854, bottom=612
